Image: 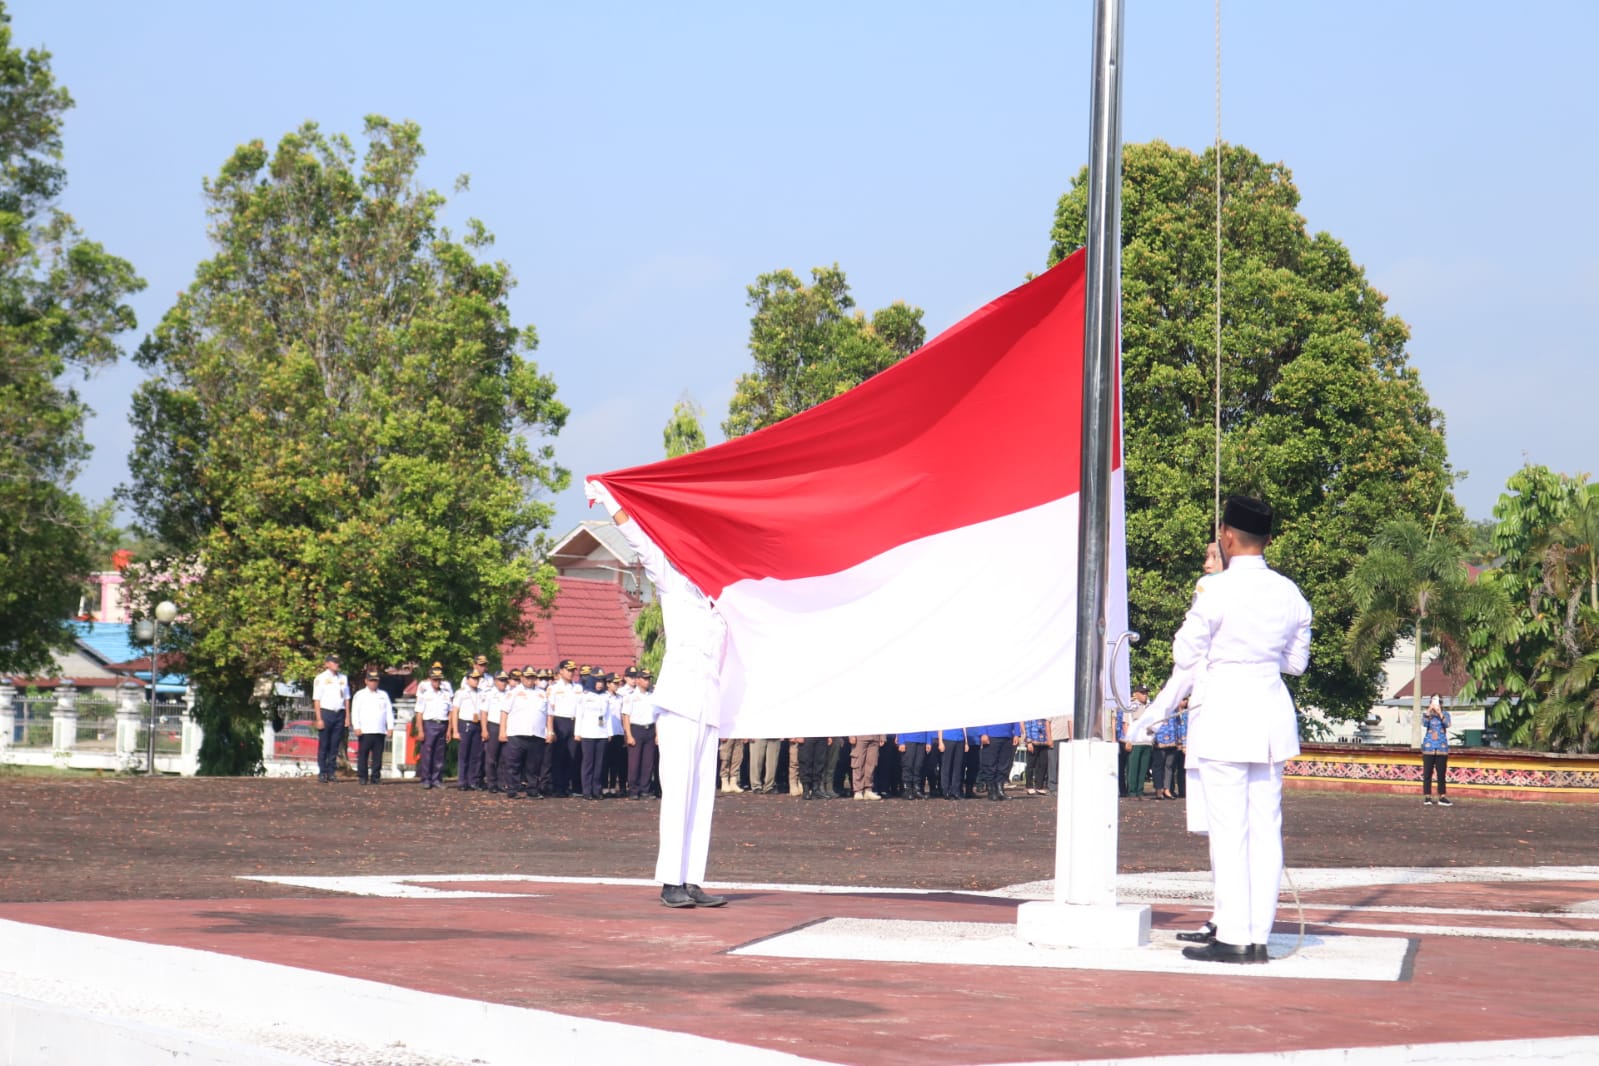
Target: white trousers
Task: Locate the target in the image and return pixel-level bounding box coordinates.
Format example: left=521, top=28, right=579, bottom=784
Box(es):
left=1196, top=757, right=1284, bottom=946
left=654, top=710, right=719, bottom=886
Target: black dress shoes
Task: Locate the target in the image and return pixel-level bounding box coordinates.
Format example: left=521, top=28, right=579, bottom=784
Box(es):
left=660, top=884, right=695, bottom=908
left=1175, top=921, right=1217, bottom=944
left=1250, top=944, right=1270, bottom=962
left=1181, top=940, right=1266, bottom=964
left=684, top=884, right=727, bottom=907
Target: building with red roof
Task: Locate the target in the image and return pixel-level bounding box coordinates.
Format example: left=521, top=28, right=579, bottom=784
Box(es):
left=498, top=575, right=644, bottom=674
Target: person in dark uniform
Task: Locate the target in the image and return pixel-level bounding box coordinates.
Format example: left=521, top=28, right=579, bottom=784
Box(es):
left=449, top=670, right=485, bottom=790
left=622, top=666, right=658, bottom=800
left=575, top=670, right=611, bottom=800
left=897, top=731, right=932, bottom=799
left=937, top=726, right=967, bottom=800
left=797, top=736, right=830, bottom=799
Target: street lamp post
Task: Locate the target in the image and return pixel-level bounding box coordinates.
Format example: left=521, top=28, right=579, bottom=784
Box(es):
left=135, top=601, right=179, bottom=773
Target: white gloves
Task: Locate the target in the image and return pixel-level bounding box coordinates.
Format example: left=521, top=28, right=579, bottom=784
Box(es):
left=584, top=479, right=621, bottom=518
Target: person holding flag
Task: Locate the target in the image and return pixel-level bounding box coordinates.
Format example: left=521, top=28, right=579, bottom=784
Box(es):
left=586, top=480, right=728, bottom=910
left=1133, top=495, right=1312, bottom=964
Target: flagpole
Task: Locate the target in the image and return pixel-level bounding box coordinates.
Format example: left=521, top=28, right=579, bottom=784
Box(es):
left=1073, top=0, right=1124, bottom=751
left=1017, top=0, right=1150, bottom=950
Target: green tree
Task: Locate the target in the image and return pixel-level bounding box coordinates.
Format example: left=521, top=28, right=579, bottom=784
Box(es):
left=662, top=397, right=707, bottom=458
left=1466, top=467, right=1598, bottom=749
left=123, top=118, right=568, bottom=772
left=1466, top=517, right=1498, bottom=565
left=1346, top=517, right=1506, bottom=746
left=1050, top=141, right=1457, bottom=720
left=723, top=265, right=925, bottom=438
left=0, top=5, right=144, bottom=673
left=633, top=398, right=709, bottom=675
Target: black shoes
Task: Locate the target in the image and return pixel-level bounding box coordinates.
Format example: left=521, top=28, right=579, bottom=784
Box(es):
left=1175, top=921, right=1217, bottom=944
left=685, top=884, right=727, bottom=907
left=660, top=883, right=728, bottom=908
left=1181, top=940, right=1267, bottom=964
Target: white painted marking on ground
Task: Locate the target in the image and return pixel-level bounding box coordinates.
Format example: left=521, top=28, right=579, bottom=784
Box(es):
left=238, top=872, right=970, bottom=899
left=731, top=919, right=1410, bottom=982
left=1317, top=921, right=1599, bottom=942
left=0, top=918, right=821, bottom=1066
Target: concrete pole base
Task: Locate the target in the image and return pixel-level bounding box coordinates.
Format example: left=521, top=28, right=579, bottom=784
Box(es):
left=1016, top=899, right=1151, bottom=949
left=1014, top=737, right=1151, bottom=948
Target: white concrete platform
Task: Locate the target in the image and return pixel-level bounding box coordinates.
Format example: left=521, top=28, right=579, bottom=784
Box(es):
left=733, top=916, right=1411, bottom=981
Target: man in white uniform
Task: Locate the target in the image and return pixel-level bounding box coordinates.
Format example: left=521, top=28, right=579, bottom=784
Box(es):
left=587, top=480, right=727, bottom=909
left=414, top=665, right=453, bottom=789
left=311, top=655, right=350, bottom=784
left=1137, top=496, right=1311, bottom=964
left=350, top=670, right=394, bottom=785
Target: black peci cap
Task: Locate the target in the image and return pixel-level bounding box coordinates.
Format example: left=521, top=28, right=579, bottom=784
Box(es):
left=1222, top=495, right=1273, bottom=537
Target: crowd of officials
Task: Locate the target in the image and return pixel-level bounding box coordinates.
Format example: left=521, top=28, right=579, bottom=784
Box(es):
left=309, top=656, right=1190, bottom=800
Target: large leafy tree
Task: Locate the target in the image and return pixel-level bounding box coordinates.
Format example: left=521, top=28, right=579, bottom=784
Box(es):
left=1466, top=466, right=1599, bottom=749
left=723, top=265, right=924, bottom=438
left=1050, top=141, right=1456, bottom=720
left=1346, top=517, right=1506, bottom=746
left=0, top=5, right=143, bottom=674
left=123, top=118, right=567, bottom=771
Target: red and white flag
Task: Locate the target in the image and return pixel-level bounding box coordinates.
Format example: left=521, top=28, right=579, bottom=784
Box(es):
left=590, top=250, right=1127, bottom=738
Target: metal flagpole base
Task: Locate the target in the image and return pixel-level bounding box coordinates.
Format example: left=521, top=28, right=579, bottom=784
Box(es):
left=1016, top=738, right=1150, bottom=949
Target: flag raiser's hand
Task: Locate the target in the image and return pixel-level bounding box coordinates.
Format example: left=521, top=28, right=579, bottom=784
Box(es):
left=585, top=479, right=622, bottom=519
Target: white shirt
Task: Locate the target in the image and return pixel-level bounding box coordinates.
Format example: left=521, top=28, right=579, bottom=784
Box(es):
left=313, top=669, right=350, bottom=711
left=547, top=678, right=580, bottom=720
left=1145, top=554, right=1311, bottom=764
left=575, top=690, right=611, bottom=739
left=503, top=685, right=549, bottom=737
left=623, top=682, right=657, bottom=727
left=350, top=686, right=394, bottom=734
left=452, top=684, right=483, bottom=724
left=614, top=519, right=725, bottom=726
left=483, top=683, right=511, bottom=725
left=415, top=682, right=452, bottom=722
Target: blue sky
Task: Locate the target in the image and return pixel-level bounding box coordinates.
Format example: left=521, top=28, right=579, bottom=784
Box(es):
left=23, top=0, right=1598, bottom=536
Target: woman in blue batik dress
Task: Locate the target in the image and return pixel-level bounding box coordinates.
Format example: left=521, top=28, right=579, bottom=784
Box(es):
left=1421, top=695, right=1453, bottom=807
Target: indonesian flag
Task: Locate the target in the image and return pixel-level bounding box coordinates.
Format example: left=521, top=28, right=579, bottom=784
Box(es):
left=590, top=249, right=1127, bottom=738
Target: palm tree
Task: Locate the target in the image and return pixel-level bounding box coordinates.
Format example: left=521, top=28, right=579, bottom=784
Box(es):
left=1551, top=483, right=1599, bottom=613
left=1347, top=517, right=1506, bottom=748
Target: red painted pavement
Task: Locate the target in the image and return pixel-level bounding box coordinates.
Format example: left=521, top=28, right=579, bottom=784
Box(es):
left=3, top=878, right=1597, bottom=1064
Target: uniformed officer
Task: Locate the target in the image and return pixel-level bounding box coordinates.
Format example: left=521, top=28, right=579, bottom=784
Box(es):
left=575, top=670, right=612, bottom=800
left=414, top=665, right=452, bottom=789
left=450, top=670, right=486, bottom=791
left=311, top=655, right=350, bottom=783
left=546, top=659, right=581, bottom=796
left=500, top=668, right=549, bottom=798
left=936, top=726, right=967, bottom=800
left=481, top=670, right=511, bottom=792
left=1137, top=495, right=1311, bottom=964
left=622, top=666, right=658, bottom=800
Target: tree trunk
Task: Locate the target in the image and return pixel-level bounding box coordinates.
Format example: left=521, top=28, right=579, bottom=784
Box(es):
left=1410, top=619, right=1425, bottom=749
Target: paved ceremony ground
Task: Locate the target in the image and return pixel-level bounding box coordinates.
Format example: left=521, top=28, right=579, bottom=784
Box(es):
left=3, top=776, right=1598, bottom=1065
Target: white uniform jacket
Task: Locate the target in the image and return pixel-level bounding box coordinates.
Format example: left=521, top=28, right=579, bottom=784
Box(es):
left=575, top=691, right=610, bottom=740
left=451, top=685, right=483, bottom=725
left=483, top=685, right=510, bottom=727
left=547, top=679, right=580, bottom=720
left=415, top=683, right=452, bottom=723
left=1145, top=555, right=1311, bottom=764
left=614, top=518, right=726, bottom=727
left=503, top=686, right=548, bottom=738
